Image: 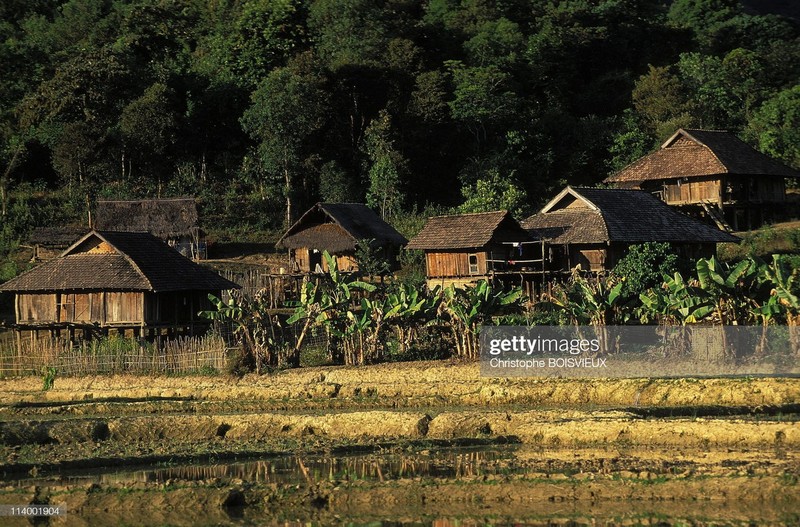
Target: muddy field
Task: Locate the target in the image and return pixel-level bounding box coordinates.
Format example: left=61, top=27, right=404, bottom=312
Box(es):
left=0, top=361, right=798, bottom=526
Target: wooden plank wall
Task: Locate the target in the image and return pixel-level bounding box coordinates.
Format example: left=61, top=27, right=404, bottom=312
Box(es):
left=105, top=292, right=143, bottom=324
left=425, top=251, right=485, bottom=278
left=17, top=292, right=146, bottom=325
left=569, top=247, right=607, bottom=272
left=18, top=294, right=57, bottom=323
left=663, top=178, right=720, bottom=204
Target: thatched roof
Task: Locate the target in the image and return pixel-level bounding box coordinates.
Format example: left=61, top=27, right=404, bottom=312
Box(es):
left=94, top=198, right=200, bottom=239
left=605, top=129, right=800, bottom=185
left=276, top=203, right=407, bottom=253
left=407, top=210, right=532, bottom=250
left=28, top=226, right=89, bottom=247
left=0, top=231, right=238, bottom=293
left=522, top=187, right=739, bottom=244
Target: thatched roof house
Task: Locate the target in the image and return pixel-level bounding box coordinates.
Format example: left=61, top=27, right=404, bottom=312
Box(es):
left=276, top=203, right=407, bottom=273
left=27, top=226, right=89, bottom=261
left=94, top=198, right=205, bottom=259
left=407, top=210, right=537, bottom=287
left=604, top=129, right=800, bottom=230
left=522, top=186, right=738, bottom=272
left=0, top=231, right=238, bottom=338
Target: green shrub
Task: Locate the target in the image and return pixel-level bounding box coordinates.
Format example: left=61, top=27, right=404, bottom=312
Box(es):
left=611, top=242, right=679, bottom=298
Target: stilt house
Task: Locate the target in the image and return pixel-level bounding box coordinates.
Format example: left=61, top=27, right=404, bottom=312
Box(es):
left=94, top=198, right=206, bottom=259
left=276, top=203, right=407, bottom=273
left=0, top=231, right=238, bottom=339
left=406, top=210, right=539, bottom=288
left=522, top=186, right=739, bottom=273
left=604, top=129, right=800, bottom=230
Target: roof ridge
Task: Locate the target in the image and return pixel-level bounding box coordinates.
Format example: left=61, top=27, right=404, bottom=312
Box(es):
left=427, top=210, right=507, bottom=219
left=682, top=128, right=732, bottom=133
left=573, top=186, right=646, bottom=192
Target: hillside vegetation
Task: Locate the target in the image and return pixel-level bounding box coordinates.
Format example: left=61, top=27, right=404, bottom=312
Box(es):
left=1, top=0, right=800, bottom=270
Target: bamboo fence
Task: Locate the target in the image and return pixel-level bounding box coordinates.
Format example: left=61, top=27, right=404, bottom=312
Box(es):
left=0, top=332, right=228, bottom=376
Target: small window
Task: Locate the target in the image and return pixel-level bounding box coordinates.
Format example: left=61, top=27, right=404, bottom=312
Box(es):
left=468, top=254, right=479, bottom=275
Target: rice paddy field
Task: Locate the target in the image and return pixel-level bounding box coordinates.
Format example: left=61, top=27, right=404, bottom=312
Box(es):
left=0, top=361, right=798, bottom=526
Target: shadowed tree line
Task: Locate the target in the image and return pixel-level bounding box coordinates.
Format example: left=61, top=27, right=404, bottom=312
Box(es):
left=0, top=0, right=799, bottom=261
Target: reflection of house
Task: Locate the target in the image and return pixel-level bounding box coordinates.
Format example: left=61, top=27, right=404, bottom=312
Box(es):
left=604, top=129, right=800, bottom=230
left=27, top=226, right=88, bottom=261
left=0, top=231, right=238, bottom=339
left=406, top=210, right=539, bottom=288
left=95, top=198, right=206, bottom=259
left=522, top=186, right=739, bottom=273
left=276, top=203, right=407, bottom=273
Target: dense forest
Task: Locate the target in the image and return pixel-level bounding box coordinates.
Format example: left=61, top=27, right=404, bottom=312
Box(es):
left=1, top=0, right=800, bottom=268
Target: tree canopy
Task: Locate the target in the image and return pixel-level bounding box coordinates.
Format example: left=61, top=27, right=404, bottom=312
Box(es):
left=1, top=0, right=798, bottom=235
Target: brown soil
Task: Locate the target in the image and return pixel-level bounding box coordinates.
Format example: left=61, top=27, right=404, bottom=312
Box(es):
left=0, top=362, right=798, bottom=525
left=2, top=361, right=798, bottom=408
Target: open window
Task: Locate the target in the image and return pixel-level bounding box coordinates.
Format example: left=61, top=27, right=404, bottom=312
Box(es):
left=468, top=253, right=479, bottom=275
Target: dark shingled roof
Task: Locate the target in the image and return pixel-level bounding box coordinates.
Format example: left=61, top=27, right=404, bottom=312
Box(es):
left=94, top=198, right=200, bottom=239
left=605, top=129, right=800, bottom=184
left=276, top=203, right=407, bottom=253
left=407, top=211, right=532, bottom=250
left=522, top=187, right=739, bottom=244
left=0, top=231, right=239, bottom=293
left=28, top=226, right=89, bottom=247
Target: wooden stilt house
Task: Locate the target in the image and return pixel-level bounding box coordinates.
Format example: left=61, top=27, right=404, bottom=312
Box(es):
left=0, top=231, right=239, bottom=340
left=604, top=129, right=800, bottom=230
left=276, top=203, right=407, bottom=273
left=522, top=186, right=739, bottom=273
left=406, top=210, right=540, bottom=288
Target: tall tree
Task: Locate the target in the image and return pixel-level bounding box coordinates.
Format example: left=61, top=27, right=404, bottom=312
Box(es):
left=241, top=53, right=330, bottom=227
left=363, top=110, right=406, bottom=220
left=746, top=85, right=800, bottom=169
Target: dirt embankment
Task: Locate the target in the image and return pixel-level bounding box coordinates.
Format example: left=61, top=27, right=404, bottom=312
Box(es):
left=0, top=361, right=797, bottom=471
left=0, top=362, right=798, bottom=525
left=2, top=361, right=799, bottom=408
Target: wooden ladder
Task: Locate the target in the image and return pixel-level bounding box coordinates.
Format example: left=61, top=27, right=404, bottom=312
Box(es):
left=701, top=201, right=733, bottom=232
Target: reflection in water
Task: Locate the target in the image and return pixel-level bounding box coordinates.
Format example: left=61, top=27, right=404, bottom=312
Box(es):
left=6, top=446, right=799, bottom=527
left=13, top=446, right=518, bottom=487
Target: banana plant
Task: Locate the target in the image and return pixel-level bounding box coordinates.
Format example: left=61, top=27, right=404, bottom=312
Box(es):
left=638, top=272, right=715, bottom=325
left=286, top=251, right=376, bottom=365
left=383, top=283, right=441, bottom=353
left=695, top=256, right=760, bottom=325
left=439, top=280, right=524, bottom=359
left=200, top=291, right=284, bottom=371
left=759, top=254, right=800, bottom=323
left=545, top=271, right=626, bottom=326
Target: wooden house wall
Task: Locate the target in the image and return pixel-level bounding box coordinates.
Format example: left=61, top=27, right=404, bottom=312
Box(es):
left=322, top=253, right=358, bottom=272
left=661, top=177, right=721, bottom=205
left=105, top=292, right=144, bottom=324
left=16, top=292, right=145, bottom=325
left=568, top=245, right=608, bottom=272
left=293, top=248, right=359, bottom=273
left=143, top=291, right=215, bottom=326
left=674, top=243, right=716, bottom=261
left=425, top=251, right=488, bottom=278
left=723, top=176, right=785, bottom=203
left=646, top=176, right=785, bottom=206
left=17, top=294, right=57, bottom=324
